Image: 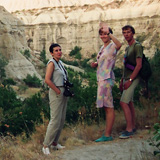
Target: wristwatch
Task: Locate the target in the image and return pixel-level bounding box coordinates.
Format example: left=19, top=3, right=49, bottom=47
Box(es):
left=129, top=78, right=133, bottom=82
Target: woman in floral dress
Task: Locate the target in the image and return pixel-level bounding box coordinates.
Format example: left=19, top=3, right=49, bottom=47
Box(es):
left=91, top=23, right=122, bottom=142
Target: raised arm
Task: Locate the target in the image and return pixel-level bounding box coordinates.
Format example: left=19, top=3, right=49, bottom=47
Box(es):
left=100, top=23, right=122, bottom=51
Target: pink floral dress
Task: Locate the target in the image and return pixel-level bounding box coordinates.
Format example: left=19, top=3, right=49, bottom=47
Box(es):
left=96, top=42, right=117, bottom=108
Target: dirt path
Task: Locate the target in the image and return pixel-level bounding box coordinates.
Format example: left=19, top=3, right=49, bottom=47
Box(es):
left=53, top=130, right=158, bottom=160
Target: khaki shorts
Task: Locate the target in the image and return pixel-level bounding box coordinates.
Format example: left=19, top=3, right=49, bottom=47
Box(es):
left=120, top=78, right=140, bottom=104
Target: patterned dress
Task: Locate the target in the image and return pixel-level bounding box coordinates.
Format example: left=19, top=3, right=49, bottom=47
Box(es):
left=96, top=42, right=117, bottom=108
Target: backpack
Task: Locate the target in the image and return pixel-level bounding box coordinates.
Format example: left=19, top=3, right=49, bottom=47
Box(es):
left=125, top=42, right=152, bottom=96
left=139, top=53, right=152, bottom=81
left=133, top=42, right=152, bottom=81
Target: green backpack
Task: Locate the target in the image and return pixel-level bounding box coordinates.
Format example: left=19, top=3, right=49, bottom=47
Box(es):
left=139, top=53, right=152, bottom=81
left=134, top=43, right=152, bottom=81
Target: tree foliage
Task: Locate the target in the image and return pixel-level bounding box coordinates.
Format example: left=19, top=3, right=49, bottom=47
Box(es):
left=0, top=54, right=8, bottom=81
left=23, top=74, right=42, bottom=88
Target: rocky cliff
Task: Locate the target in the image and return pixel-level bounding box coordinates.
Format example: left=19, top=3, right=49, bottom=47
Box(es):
left=0, top=0, right=160, bottom=78
left=0, top=6, right=42, bottom=81
left=3, top=0, right=159, bottom=59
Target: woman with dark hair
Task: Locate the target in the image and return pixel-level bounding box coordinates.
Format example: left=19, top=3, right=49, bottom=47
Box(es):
left=91, top=23, right=122, bottom=142
left=42, top=43, right=68, bottom=155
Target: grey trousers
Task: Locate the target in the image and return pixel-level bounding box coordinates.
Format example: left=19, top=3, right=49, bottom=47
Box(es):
left=43, top=87, right=68, bottom=146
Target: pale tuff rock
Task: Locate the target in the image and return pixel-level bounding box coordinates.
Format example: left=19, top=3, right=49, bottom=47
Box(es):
left=0, top=6, right=42, bottom=81
left=0, top=0, right=113, bottom=12
left=0, top=0, right=160, bottom=70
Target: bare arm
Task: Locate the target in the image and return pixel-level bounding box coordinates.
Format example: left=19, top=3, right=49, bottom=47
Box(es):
left=45, top=62, right=61, bottom=94
left=124, top=58, right=142, bottom=90
left=100, top=22, right=122, bottom=51
left=108, top=34, right=122, bottom=51
left=130, top=58, right=142, bottom=80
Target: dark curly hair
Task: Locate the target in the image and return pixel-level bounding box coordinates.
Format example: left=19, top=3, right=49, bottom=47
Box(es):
left=49, top=43, right=61, bottom=53
left=122, top=25, right=135, bottom=34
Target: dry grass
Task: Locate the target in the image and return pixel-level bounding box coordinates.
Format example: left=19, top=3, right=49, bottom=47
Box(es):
left=12, top=85, right=41, bottom=98
left=0, top=88, right=159, bottom=159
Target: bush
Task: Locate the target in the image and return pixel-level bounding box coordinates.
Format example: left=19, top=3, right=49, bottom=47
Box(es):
left=2, top=78, right=16, bottom=86
left=0, top=85, right=49, bottom=137
left=65, top=68, right=103, bottom=125
left=69, top=46, right=82, bottom=57
left=75, top=52, right=82, bottom=59
left=20, top=49, right=31, bottom=59
left=149, top=48, right=160, bottom=100
left=23, top=74, right=42, bottom=87
left=61, top=58, right=79, bottom=66
left=0, top=85, right=23, bottom=136
left=0, top=54, right=8, bottom=81
left=148, top=113, right=160, bottom=158
left=40, top=50, right=48, bottom=64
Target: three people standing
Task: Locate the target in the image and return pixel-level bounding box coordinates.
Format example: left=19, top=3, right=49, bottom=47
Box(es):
left=42, top=24, right=142, bottom=155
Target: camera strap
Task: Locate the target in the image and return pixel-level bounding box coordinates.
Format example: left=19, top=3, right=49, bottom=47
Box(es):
left=53, top=58, right=68, bottom=80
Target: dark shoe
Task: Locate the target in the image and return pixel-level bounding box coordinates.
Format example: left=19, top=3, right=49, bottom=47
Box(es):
left=119, top=131, right=133, bottom=139
left=132, top=128, right=137, bottom=134
left=95, top=135, right=113, bottom=142
left=120, top=128, right=136, bottom=135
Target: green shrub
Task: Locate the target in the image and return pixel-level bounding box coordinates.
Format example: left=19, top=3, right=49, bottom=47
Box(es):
left=2, top=78, right=16, bottom=86
left=61, top=58, right=79, bottom=66
left=75, top=52, right=82, bottom=59
left=69, top=46, right=82, bottom=56
left=0, top=54, right=8, bottom=81
left=20, top=49, right=31, bottom=59
left=0, top=85, right=49, bottom=137
left=149, top=48, right=160, bottom=100
left=40, top=50, right=48, bottom=64
left=148, top=113, right=160, bottom=158
left=0, top=85, right=23, bottom=135
left=91, top=53, right=97, bottom=58
left=23, top=74, right=42, bottom=87
left=65, top=68, right=103, bottom=124
left=80, top=58, right=90, bottom=68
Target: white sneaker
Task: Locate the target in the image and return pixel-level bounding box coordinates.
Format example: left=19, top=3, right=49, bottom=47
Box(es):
left=42, top=147, right=50, bottom=155
left=51, top=144, right=65, bottom=150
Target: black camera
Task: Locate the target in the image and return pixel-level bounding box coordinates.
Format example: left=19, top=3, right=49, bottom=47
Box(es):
left=63, top=80, right=74, bottom=97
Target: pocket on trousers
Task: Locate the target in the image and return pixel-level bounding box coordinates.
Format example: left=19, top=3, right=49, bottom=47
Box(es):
left=56, top=87, right=64, bottom=98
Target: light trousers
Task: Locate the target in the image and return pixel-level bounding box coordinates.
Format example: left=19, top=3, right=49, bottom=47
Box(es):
left=43, top=87, right=68, bottom=146
left=120, top=78, right=140, bottom=104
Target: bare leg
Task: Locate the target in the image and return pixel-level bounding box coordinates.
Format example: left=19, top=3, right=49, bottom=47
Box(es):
left=120, top=101, right=133, bottom=132
left=104, top=107, right=115, bottom=137
left=128, top=101, right=135, bottom=129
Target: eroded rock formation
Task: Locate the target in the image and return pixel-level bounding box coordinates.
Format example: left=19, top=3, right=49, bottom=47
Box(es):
left=0, top=0, right=160, bottom=77
left=3, top=0, right=158, bottom=59
left=0, top=6, right=42, bottom=81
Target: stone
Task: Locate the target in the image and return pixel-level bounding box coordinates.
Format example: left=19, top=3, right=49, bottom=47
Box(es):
left=0, top=0, right=160, bottom=74
left=0, top=6, right=42, bottom=81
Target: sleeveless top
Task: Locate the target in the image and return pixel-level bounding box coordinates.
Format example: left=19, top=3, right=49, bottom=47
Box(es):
left=47, top=59, right=67, bottom=87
